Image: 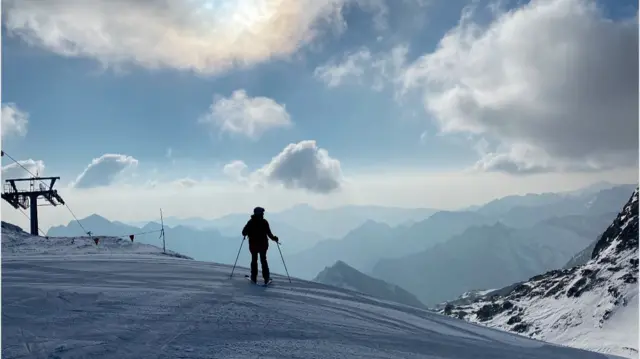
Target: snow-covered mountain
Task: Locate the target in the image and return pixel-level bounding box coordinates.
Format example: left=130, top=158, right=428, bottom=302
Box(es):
left=313, top=260, right=425, bottom=309
left=1, top=221, right=622, bottom=358
left=438, top=188, right=639, bottom=358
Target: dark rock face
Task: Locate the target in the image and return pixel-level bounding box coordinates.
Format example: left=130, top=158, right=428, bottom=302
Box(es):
left=591, top=189, right=638, bottom=259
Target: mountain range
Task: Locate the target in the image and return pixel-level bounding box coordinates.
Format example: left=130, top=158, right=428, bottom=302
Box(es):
left=126, top=204, right=440, bottom=240
left=285, top=210, right=498, bottom=279
left=370, top=213, right=614, bottom=305
left=293, top=184, right=633, bottom=285
left=438, top=187, right=639, bottom=358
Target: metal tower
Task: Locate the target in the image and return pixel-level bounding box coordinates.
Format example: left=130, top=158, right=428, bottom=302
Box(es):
left=1, top=176, right=65, bottom=236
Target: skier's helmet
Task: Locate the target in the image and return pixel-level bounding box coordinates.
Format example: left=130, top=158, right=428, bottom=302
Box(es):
left=253, top=207, right=265, bottom=215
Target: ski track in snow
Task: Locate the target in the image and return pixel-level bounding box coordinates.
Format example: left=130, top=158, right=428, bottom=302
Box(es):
left=2, top=254, right=624, bottom=359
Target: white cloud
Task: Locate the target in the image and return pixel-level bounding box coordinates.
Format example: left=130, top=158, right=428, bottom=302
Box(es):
left=2, top=0, right=374, bottom=76
left=314, top=45, right=408, bottom=91
left=400, top=0, right=638, bottom=174
left=223, top=160, right=249, bottom=182
left=1, top=159, right=44, bottom=180
left=314, top=49, right=372, bottom=87
left=200, top=89, right=292, bottom=139
left=222, top=141, right=343, bottom=194
left=254, top=140, right=343, bottom=194
left=72, top=154, right=138, bottom=188
left=1, top=103, right=29, bottom=139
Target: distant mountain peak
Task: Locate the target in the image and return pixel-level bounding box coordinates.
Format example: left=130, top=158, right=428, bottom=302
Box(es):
left=330, top=260, right=352, bottom=271
left=314, top=260, right=425, bottom=309
left=82, top=213, right=110, bottom=222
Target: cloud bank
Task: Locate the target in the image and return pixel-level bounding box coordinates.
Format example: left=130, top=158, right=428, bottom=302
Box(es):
left=400, top=0, right=638, bottom=173
left=2, top=0, right=369, bottom=75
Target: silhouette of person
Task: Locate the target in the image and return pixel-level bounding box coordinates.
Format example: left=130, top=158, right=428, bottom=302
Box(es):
left=241, top=207, right=279, bottom=284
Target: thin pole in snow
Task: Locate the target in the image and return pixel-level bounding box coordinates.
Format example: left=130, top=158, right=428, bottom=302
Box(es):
left=160, top=208, right=166, bottom=254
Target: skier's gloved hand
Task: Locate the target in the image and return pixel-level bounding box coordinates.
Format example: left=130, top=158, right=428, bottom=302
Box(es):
left=273, top=236, right=279, bottom=243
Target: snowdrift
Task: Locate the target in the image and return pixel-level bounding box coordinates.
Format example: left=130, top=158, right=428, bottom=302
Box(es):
left=1, top=223, right=626, bottom=358
left=1, top=221, right=192, bottom=259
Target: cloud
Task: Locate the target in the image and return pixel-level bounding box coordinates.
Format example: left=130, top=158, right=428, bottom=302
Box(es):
left=255, top=140, right=343, bottom=194
left=223, top=141, right=343, bottom=193
left=314, top=49, right=372, bottom=87
left=1, top=103, right=29, bottom=139
left=400, top=0, right=638, bottom=174
left=223, top=160, right=249, bottom=182
left=72, top=154, right=138, bottom=188
left=175, top=178, right=198, bottom=188
left=200, top=89, right=292, bottom=139
left=1, top=159, right=44, bottom=180
left=314, top=45, right=408, bottom=91
left=2, top=0, right=376, bottom=76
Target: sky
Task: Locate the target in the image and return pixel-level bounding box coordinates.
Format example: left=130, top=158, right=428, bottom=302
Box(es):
left=1, top=0, right=638, bottom=231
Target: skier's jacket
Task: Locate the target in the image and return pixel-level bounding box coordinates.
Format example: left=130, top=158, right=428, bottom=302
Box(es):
left=242, top=214, right=277, bottom=253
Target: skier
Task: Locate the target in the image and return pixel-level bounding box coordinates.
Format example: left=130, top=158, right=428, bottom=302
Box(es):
left=241, top=206, right=279, bottom=284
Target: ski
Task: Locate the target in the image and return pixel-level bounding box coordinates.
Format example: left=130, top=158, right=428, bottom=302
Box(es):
left=245, top=275, right=273, bottom=287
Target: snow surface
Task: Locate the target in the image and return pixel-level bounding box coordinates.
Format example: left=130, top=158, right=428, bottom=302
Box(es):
left=1, top=226, right=627, bottom=359
left=1, top=226, right=192, bottom=259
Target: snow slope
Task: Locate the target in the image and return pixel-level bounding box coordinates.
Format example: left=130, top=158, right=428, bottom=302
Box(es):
left=2, top=221, right=192, bottom=259
left=439, top=188, right=639, bottom=358
left=1, top=224, right=626, bottom=359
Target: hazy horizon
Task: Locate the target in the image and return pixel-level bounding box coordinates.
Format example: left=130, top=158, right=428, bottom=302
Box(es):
left=5, top=179, right=634, bottom=234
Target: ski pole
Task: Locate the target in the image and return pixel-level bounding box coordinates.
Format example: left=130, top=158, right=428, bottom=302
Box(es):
left=276, top=242, right=292, bottom=283
left=230, top=236, right=245, bottom=279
